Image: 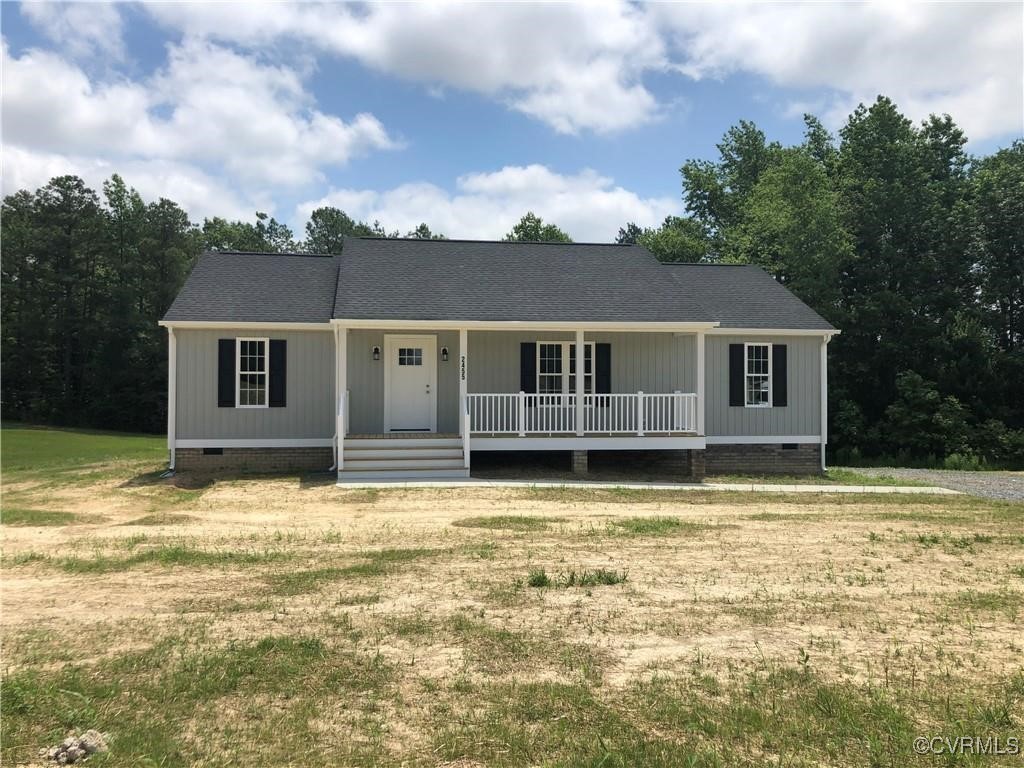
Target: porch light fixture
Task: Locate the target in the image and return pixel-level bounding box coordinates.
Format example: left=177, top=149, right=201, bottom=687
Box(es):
left=441, top=346, right=449, bottom=362
left=372, top=345, right=380, bottom=361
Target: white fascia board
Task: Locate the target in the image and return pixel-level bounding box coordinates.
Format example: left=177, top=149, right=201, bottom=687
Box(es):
left=176, top=438, right=334, bottom=448
left=159, top=321, right=332, bottom=331
left=470, top=436, right=706, bottom=450
left=705, top=435, right=822, bottom=445
left=707, top=328, right=840, bottom=337
left=331, top=319, right=720, bottom=332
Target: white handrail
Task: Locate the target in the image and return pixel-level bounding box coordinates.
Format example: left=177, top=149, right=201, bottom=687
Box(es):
left=468, top=392, right=698, bottom=435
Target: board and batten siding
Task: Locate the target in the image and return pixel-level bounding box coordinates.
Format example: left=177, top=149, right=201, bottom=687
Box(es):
left=704, top=335, right=821, bottom=437
left=466, top=331, right=696, bottom=395
left=346, top=329, right=461, bottom=434
left=175, top=328, right=334, bottom=440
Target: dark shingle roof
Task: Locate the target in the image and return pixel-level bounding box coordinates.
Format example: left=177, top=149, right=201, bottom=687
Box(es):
left=162, top=251, right=339, bottom=323
left=333, top=238, right=713, bottom=323
left=664, top=263, right=835, bottom=330
left=162, top=242, right=835, bottom=332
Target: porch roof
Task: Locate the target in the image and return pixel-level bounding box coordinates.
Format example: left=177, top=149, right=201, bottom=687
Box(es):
left=333, top=237, right=714, bottom=323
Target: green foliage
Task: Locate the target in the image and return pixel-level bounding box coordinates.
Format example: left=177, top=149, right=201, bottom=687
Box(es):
left=673, top=97, right=1024, bottom=466
left=503, top=211, right=572, bottom=242
left=406, top=222, right=446, bottom=239
left=301, top=205, right=384, bottom=253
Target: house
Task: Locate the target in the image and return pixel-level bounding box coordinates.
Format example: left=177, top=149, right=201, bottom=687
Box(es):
left=159, top=237, right=838, bottom=480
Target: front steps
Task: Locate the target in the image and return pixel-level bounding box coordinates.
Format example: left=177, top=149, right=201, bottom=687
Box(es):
left=338, top=436, right=469, bottom=480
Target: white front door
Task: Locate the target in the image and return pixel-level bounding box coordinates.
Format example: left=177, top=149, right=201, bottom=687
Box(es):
left=384, top=335, right=437, bottom=432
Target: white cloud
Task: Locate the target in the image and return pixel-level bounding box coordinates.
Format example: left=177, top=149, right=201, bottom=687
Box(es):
left=20, top=2, right=125, bottom=60
left=146, top=1, right=1022, bottom=141
left=654, top=2, right=1023, bottom=140
left=1, top=145, right=253, bottom=222
left=144, top=2, right=667, bottom=135
left=1, top=38, right=398, bottom=213
left=295, top=165, right=680, bottom=241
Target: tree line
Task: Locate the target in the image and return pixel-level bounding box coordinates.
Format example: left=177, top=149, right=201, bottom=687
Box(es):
left=2, top=96, right=1021, bottom=465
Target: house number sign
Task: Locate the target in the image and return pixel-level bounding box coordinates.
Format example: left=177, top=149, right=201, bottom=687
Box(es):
left=460, top=355, right=466, bottom=381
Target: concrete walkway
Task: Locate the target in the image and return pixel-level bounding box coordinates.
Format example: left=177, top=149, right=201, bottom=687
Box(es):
left=336, top=478, right=960, bottom=494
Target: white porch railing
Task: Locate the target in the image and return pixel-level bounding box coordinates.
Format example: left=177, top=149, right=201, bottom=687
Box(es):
left=467, top=392, right=698, bottom=436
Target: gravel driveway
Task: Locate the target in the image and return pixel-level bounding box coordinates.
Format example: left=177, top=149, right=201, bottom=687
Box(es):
left=841, top=467, right=1024, bottom=501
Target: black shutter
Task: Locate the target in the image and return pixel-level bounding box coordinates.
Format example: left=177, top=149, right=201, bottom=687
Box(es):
left=217, top=339, right=235, bottom=407
left=520, top=342, right=537, bottom=393
left=269, top=339, right=287, bottom=407
left=728, top=344, right=744, bottom=406
left=595, top=343, right=611, bottom=394
left=772, top=344, right=788, bottom=407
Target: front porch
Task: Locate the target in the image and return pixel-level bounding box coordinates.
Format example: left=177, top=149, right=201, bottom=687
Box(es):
left=332, top=324, right=708, bottom=479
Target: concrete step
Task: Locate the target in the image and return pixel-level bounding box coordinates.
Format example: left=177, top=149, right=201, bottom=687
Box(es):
left=341, top=458, right=466, bottom=470
left=343, top=438, right=462, bottom=450
left=343, top=447, right=464, bottom=460
left=338, top=467, right=470, bottom=481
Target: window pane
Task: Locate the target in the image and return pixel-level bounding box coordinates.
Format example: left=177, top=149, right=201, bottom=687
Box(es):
left=539, top=374, right=561, bottom=393
left=539, top=344, right=561, bottom=375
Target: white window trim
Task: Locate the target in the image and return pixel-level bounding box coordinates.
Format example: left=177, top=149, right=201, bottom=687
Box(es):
left=743, top=342, right=772, bottom=408
left=536, top=341, right=595, bottom=401
left=236, top=337, right=270, bottom=409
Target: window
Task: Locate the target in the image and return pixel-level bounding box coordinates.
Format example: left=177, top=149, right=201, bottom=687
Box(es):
left=398, top=347, right=423, bottom=366
left=744, top=343, right=771, bottom=407
left=537, top=342, right=594, bottom=395
left=237, top=338, right=268, bottom=407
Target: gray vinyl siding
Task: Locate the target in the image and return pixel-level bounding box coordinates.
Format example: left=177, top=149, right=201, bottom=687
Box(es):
left=346, top=329, right=460, bottom=434
left=705, top=335, right=822, bottom=437
left=175, top=328, right=334, bottom=440
left=467, top=331, right=696, bottom=394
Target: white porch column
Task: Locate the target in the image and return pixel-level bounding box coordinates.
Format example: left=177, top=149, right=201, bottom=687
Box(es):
left=337, top=326, right=348, bottom=470
left=459, top=328, right=468, bottom=437
left=820, top=336, right=829, bottom=471
left=696, top=330, right=705, bottom=436
left=167, top=327, right=176, bottom=470
left=575, top=329, right=585, bottom=436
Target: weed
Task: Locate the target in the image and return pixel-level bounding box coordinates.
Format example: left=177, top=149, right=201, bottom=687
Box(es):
left=527, top=568, right=551, bottom=588
left=527, top=567, right=626, bottom=588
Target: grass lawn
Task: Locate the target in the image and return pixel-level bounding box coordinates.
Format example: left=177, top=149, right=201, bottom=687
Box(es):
left=2, top=422, right=165, bottom=480
left=2, top=426, right=1023, bottom=766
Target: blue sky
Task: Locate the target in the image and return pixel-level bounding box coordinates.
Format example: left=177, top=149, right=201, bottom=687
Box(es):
left=2, top=2, right=1021, bottom=241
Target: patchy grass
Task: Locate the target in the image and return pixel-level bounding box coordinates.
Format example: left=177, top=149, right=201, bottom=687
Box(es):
left=609, top=515, right=715, bottom=536
left=120, top=512, right=196, bottom=526
left=10, top=546, right=290, bottom=574
left=3, top=425, right=1023, bottom=767
left=0, top=635, right=395, bottom=767
left=452, top=514, right=565, bottom=531
left=709, top=468, right=932, bottom=487
left=1, top=507, right=79, bottom=526
left=264, top=548, right=444, bottom=595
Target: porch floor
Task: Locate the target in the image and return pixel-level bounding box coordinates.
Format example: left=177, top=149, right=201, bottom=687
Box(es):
left=347, top=433, right=459, bottom=439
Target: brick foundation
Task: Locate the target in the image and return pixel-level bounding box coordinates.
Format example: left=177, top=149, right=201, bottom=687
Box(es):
left=589, top=449, right=705, bottom=481
left=571, top=450, right=589, bottom=474
left=175, top=447, right=333, bottom=473
left=704, top=443, right=821, bottom=475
